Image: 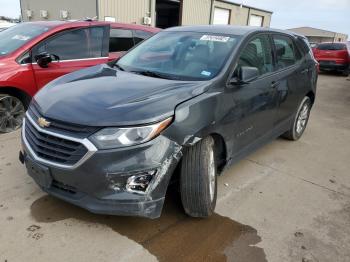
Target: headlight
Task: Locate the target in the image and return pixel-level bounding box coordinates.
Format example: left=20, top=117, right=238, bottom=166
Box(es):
left=90, top=117, right=173, bottom=149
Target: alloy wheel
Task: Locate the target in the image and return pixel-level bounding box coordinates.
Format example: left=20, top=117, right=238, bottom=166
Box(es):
left=0, top=95, right=25, bottom=133
left=296, top=102, right=310, bottom=134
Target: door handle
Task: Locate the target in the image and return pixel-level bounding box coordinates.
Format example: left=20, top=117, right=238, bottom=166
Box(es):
left=271, top=81, right=280, bottom=89
left=301, top=68, right=309, bottom=74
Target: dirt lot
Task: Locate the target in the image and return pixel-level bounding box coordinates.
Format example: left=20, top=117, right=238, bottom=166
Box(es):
left=0, top=74, right=349, bottom=262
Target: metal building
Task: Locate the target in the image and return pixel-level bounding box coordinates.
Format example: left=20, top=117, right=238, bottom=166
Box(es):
left=288, top=27, right=348, bottom=44
left=20, top=0, right=272, bottom=28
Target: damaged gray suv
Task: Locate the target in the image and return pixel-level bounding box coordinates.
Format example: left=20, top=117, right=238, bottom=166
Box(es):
left=20, top=26, right=317, bottom=218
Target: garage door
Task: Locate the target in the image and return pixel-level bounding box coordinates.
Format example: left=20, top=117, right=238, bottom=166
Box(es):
left=213, top=8, right=230, bottom=25
left=249, top=15, right=263, bottom=27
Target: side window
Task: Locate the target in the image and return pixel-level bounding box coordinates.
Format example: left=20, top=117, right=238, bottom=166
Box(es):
left=35, top=28, right=90, bottom=60
left=133, top=30, right=153, bottom=45
left=236, top=34, right=273, bottom=76
left=109, top=29, right=134, bottom=52
left=273, top=35, right=297, bottom=69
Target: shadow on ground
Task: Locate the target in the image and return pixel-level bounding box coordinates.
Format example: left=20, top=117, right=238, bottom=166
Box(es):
left=30, top=188, right=266, bottom=262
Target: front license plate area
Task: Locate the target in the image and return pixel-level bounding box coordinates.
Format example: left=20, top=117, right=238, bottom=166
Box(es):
left=26, top=158, right=52, bottom=189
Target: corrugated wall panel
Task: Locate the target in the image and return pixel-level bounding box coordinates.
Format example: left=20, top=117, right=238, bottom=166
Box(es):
left=181, top=0, right=212, bottom=25
left=98, top=0, right=151, bottom=24
left=249, top=9, right=271, bottom=27
left=213, top=1, right=249, bottom=26
left=181, top=0, right=271, bottom=27
left=21, top=0, right=96, bottom=21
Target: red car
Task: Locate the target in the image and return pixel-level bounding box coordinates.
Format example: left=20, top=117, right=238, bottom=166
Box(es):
left=313, top=42, right=350, bottom=76
left=0, top=20, right=160, bottom=132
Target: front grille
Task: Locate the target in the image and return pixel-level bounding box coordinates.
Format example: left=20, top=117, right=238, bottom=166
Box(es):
left=25, top=117, right=88, bottom=165
left=28, top=103, right=99, bottom=137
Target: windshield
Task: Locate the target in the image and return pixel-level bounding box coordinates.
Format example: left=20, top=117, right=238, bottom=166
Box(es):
left=0, top=23, right=50, bottom=56
left=117, top=31, right=240, bottom=81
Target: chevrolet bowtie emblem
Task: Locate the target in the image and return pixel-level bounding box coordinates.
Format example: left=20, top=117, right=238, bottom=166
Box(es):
left=37, top=117, right=50, bottom=128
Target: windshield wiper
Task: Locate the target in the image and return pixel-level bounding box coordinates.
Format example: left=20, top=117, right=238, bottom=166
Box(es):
left=130, top=70, right=178, bottom=80
left=114, top=64, right=125, bottom=71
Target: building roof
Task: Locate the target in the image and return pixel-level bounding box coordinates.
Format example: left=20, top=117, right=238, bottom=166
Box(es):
left=218, top=0, right=273, bottom=14
left=288, top=27, right=347, bottom=38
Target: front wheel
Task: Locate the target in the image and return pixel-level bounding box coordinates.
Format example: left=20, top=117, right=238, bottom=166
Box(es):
left=180, top=136, right=217, bottom=218
left=0, top=94, right=26, bottom=133
left=282, top=96, right=312, bottom=141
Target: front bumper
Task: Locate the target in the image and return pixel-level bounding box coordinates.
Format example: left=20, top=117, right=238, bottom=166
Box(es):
left=20, top=126, right=182, bottom=219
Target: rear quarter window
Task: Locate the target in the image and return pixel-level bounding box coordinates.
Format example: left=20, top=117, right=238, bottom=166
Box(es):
left=109, top=29, right=134, bottom=52
left=133, top=30, right=153, bottom=45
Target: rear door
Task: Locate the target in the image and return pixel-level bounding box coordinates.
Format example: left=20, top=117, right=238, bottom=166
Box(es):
left=271, top=34, right=307, bottom=125
left=31, top=26, right=109, bottom=89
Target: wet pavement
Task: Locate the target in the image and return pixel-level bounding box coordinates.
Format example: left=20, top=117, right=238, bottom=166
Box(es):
left=0, top=74, right=349, bottom=261
left=30, top=190, right=266, bottom=262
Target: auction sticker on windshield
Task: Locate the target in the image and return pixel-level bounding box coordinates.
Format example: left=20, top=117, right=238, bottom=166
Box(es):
left=200, top=35, right=230, bottom=42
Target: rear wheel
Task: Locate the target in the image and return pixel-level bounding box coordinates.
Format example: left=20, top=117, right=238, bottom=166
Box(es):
left=341, top=67, right=349, bottom=77
left=0, top=94, right=26, bottom=133
left=282, top=96, right=311, bottom=141
left=180, top=136, right=217, bottom=217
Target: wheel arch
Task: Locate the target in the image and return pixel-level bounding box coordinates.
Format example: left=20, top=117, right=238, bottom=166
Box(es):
left=210, top=133, right=227, bottom=173
left=0, top=86, right=32, bottom=108
left=306, top=90, right=315, bottom=106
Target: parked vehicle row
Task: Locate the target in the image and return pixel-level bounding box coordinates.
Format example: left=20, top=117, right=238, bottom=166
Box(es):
left=19, top=25, right=318, bottom=218
left=0, top=20, right=160, bottom=132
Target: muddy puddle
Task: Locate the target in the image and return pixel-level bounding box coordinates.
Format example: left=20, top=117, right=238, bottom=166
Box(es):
left=30, top=189, right=266, bottom=262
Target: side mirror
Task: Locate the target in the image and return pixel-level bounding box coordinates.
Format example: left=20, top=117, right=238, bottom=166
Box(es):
left=35, top=53, right=59, bottom=68
left=230, top=66, right=259, bottom=85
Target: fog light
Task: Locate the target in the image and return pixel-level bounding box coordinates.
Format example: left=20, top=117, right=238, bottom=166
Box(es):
left=126, top=170, right=156, bottom=193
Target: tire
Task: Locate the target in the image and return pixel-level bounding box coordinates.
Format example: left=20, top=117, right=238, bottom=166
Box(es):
left=341, top=68, right=349, bottom=77
left=180, top=136, right=217, bottom=218
left=282, top=96, right=312, bottom=141
left=0, top=94, right=26, bottom=133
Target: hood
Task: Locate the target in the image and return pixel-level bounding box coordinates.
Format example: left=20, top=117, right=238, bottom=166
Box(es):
left=34, top=64, right=209, bottom=126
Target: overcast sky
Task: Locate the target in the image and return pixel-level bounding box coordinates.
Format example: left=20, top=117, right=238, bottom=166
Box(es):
left=238, top=0, right=350, bottom=38
left=0, top=0, right=349, bottom=38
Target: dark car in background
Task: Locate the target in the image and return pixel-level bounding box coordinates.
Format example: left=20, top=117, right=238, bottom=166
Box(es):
left=0, top=21, right=160, bottom=133
left=20, top=26, right=318, bottom=219
left=313, top=42, right=350, bottom=76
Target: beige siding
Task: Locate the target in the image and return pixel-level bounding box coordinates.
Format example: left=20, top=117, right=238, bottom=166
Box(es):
left=212, top=1, right=248, bottom=26
left=209, top=0, right=271, bottom=27
left=20, top=0, right=97, bottom=21
left=181, top=0, right=212, bottom=25
left=20, top=0, right=272, bottom=28
left=98, top=0, right=152, bottom=25
left=249, top=9, right=271, bottom=27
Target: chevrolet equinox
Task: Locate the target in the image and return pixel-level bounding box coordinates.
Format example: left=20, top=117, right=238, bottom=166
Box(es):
left=20, top=26, right=318, bottom=218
